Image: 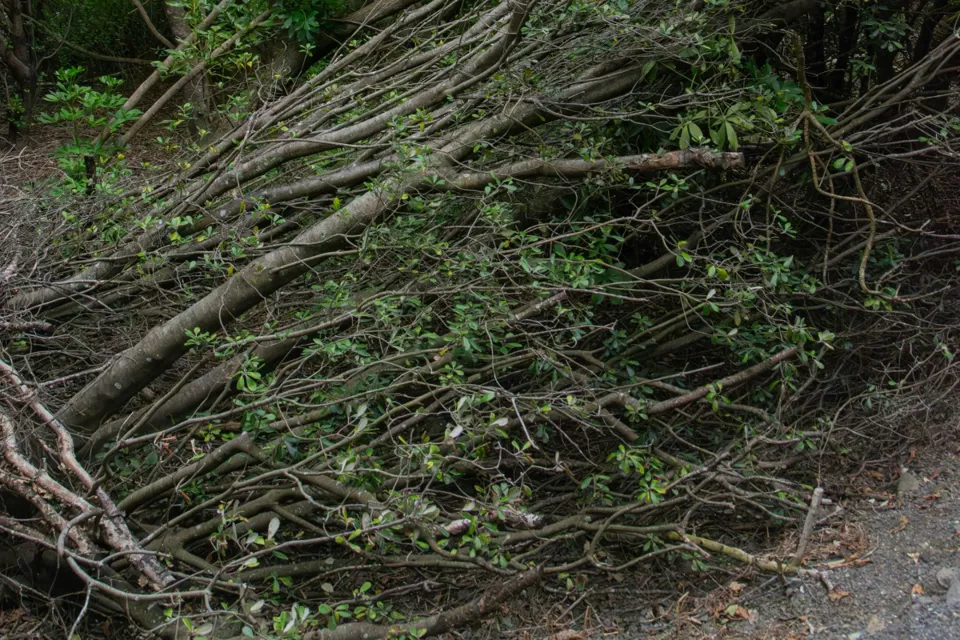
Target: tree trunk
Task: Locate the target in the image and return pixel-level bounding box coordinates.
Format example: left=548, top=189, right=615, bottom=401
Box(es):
left=913, top=0, right=948, bottom=64
left=803, top=3, right=826, bottom=86
left=828, top=3, right=859, bottom=95
left=874, top=1, right=911, bottom=84
left=163, top=1, right=216, bottom=138
left=256, top=37, right=308, bottom=99
left=1, top=0, right=38, bottom=141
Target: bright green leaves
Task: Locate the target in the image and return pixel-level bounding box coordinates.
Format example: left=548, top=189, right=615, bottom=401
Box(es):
left=35, top=66, right=140, bottom=192
left=608, top=443, right=647, bottom=476
left=713, top=120, right=739, bottom=150
left=185, top=326, right=218, bottom=349
left=672, top=120, right=705, bottom=149
left=832, top=156, right=855, bottom=173
left=39, top=67, right=137, bottom=129
left=672, top=102, right=757, bottom=151
left=646, top=173, right=690, bottom=200
left=234, top=355, right=266, bottom=393
left=707, top=264, right=730, bottom=281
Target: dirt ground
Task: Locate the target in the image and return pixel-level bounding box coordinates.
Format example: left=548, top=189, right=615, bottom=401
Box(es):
left=569, top=440, right=960, bottom=640
left=447, top=432, right=956, bottom=640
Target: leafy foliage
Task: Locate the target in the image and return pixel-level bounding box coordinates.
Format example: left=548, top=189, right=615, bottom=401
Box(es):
left=274, top=0, right=344, bottom=43
left=3, top=1, right=960, bottom=639
left=36, top=67, right=140, bottom=191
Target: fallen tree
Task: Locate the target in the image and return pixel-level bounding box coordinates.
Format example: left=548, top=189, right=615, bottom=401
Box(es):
left=1, top=0, right=960, bottom=638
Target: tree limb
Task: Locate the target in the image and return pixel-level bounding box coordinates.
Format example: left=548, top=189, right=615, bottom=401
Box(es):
left=131, top=0, right=174, bottom=48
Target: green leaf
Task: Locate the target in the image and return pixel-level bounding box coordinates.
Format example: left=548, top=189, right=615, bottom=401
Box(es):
left=725, top=122, right=738, bottom=150
left=688, top=122, right=703, bottom=144
left=728, top=40, right=741, bottom=64
left=710, top=126, right=724, bottom=147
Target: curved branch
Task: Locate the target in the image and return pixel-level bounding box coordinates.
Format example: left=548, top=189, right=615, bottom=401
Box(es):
left=131, top=0, right=174, bottom=49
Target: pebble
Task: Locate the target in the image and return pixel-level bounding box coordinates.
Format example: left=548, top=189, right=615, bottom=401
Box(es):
left=936, top=567, right=958, bottom=589
left=866, top=615, right=886, bottom=633
left=897, top=467, right=921, bottom=496
left=936, top=567, right=960, bottom=607
left=947, top=579, right=960, bottom=608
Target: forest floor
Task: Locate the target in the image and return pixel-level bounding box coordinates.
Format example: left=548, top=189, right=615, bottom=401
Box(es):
left=446, top=427, right=960, bottom=640
left=542, top=436, right=960, bottom=640
left=2, top=123, right=959, bottom=640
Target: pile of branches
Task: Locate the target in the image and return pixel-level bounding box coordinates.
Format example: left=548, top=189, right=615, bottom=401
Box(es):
left=1, top=0, right=959, bottom=637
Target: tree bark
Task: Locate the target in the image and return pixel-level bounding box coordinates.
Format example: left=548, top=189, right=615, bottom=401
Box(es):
left=132, top=0, right=174, bottom=49
left=258, top=0, right=426, bottom=101
left=913, top=0, right=948, bottom=64
left=163, top=1, right=216, bottom=137
left=803, top=3, right=826, bottom=83
left=0, top=0, right=38, bottom=140
left=828, top=3, right=859, bottom=95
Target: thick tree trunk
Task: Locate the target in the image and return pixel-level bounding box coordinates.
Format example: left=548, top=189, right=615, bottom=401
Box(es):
left=913, top=0, right=948, bottom=64
left=163, top=1, right=216, bottom=137
left=257, top=38, right=307, bottom=98
left=874, top=1, right=912, bottom=84
left=1, top=0, right=38, bottom=140
left=803, top=3, right=826, bottom=83
left=828, top=3, right=859, bottom=95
